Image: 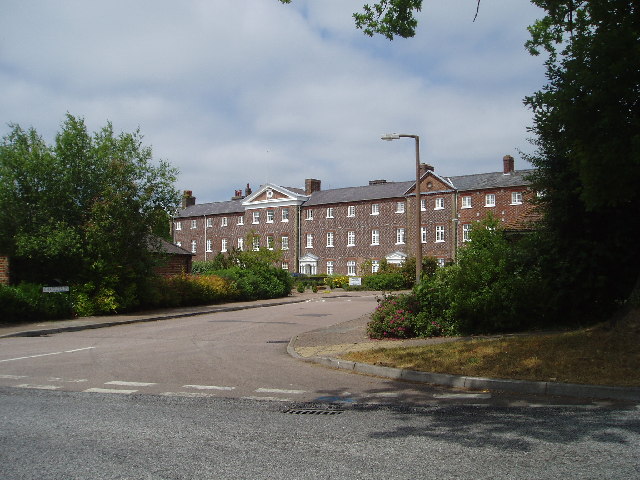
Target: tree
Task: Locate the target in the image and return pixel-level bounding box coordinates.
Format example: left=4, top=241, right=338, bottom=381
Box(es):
left=524, top=1, right=640, bottom=318
left=0, top=114, right=180, bottom=310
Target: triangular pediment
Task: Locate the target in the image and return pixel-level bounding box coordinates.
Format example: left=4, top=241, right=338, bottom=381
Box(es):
left=299, top=253, right=319, bottom=262
left=385, top=251, right=408, bottom=262
left=242, top=183, right=308, bottom=207
left=404, top=172, right=454, bottom=196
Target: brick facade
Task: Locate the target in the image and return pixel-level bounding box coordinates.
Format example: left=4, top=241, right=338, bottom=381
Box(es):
left=0, top=255, right=9, bottom=285
left=173, top=156, right=536, bottom=275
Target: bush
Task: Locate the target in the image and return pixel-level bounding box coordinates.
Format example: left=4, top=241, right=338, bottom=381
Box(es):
left=0, top=283, right=72, bottom=323
left=367, top=293, right=420, bottom=339
left=362, top=272, right=407, bottom=291
left=325, top=275, right=349, bottom=289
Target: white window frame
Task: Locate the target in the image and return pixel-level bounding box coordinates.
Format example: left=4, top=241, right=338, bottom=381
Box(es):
left=396, top=201, right=405, bottom=213
left=347, top=205, right=356, bottom=217
left=437, top=258, right=446, bottom=267
left=347, top=231, right=355, bottom=246
left=252, top=211, right=260, bottom=224
left=221, top=216, right=228, bottom=227
left=306, top=233, right=314, bottom=248
left=396, top=228, right=405, bottom=245
left=221, top=238, right=228, bottom=252
left=436, top=225, right=445, bottom=242
left=326, top=261, right=334, bottom=275
left=371, top=203, right=380, bottom=215
left=175, top=221, right=182, bottom=231
left=191, top=219, right=197, bottom=229
left=305, top=209, right=313, bottom=220
left=511, top=191, right=523, bottom=205
left=266, top=210, right=274, bottom=223
left=421, top=226, right=427, bottom=244
left=435, top=198, right=444, bottom=210
left=461, top=196, right=472, bottom=209
left=206, top=218, right=212, bottom=228
left=281, top=208, right=289, bottom=222
left=282, top=262, right=289, bottom=271
left=347, top=260, right=357, bottom=276
left=326, top=207, right=334, bottom=218
left=237, top=215, right=244, bottom=226
left=252, top=236, right=260, bottom=251
left=281, top=235, right=289, bottom=251
left=485, top=194, right=496, bottom=207
left=237, top=237, right=244, bottom=251
left=462, top=224, right=472, bottom=242
left=191, top=240, right=197, bottom=253
left=420, top=199, right=426, bottom=211
left=266, top=236, right=274, bottom=250
left=371, top=229, right=380, bottom=246
left=326, top=232, right=334, bottom=247
left=371, top=260, right=380, bottom=273
left=206, top=239, right=213, bottom=252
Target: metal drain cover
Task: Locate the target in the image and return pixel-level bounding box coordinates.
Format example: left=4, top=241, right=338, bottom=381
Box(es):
left=283, top=408, right=344, bottom=415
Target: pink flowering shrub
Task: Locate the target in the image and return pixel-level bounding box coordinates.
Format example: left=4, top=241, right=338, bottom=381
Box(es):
left=367, top=293, right=419, bottom=339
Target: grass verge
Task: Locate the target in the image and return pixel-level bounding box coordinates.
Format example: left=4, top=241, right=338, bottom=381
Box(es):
left=341, top=310, right=640, bottom=387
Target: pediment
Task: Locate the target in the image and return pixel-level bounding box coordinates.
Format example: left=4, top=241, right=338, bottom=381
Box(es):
left=299, top=253, right=319, bottom=262
left=404, top=172, right=454, bottom=195
left=242, top=183, right=308, bottom=207
left=385, top=251, right=408, bottom=262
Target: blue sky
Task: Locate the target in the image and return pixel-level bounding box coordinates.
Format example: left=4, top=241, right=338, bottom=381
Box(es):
left=1, top=0, right=547, bottom=204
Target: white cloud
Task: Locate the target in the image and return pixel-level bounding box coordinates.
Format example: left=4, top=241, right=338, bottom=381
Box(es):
left=1, top=0, right=547, bottom=204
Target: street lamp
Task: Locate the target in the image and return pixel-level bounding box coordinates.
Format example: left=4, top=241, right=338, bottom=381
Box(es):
left=381, top=133, right=422, bottom=284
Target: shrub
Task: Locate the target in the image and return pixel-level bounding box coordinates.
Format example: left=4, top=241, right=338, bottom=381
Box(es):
left=325, top=275, right=349, bottom=289
left=367, top=293, right=420, bottom=339
left=362, top=272, right=407, bottom=291
left=0, top=283, right=72, bottom=323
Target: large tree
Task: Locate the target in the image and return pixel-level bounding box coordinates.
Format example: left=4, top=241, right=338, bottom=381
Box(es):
left=0, top=114, right=179, bottom=309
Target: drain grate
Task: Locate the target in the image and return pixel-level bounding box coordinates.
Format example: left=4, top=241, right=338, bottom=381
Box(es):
left=266, top=340, right=289, bottom=344
left=283, top=408, right=344, bottom=415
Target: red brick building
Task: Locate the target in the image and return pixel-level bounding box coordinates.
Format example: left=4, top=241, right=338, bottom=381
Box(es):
left=173, top=155, right=535, bottom=275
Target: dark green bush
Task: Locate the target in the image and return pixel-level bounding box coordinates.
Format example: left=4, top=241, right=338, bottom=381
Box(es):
left=362, top=272, right=407, bottom=291
left=0, top=283, right=72, bottom=323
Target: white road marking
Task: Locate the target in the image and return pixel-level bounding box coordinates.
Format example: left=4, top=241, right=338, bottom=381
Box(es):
left=105, top=381, right=157, bottom=387
left=0, top=347, right=95, bottom=363
left=433, top=393, right=492, bottom=399
left=242, top=396, right=292, bottom=402
left=161, top=392, right=218, bottom=398
left=183, top=384, right=235, bottom=391
left=83, top=388, right=138, bottom=394
left=16, top=384, right=60, bottom=390
left=255, top=387, right=306, bottom=395
left=47, top=377, right=88, bottom=383
left=0, top=374, right=27, bottom=379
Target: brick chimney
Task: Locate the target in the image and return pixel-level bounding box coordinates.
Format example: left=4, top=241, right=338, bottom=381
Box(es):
left=181, top=190, right=196, bottom=208
left=503, top=155, right=515, bottom=174
left=420, top=163, right=434, bottom=177
left=369, top=179, right=387, bottom=185
left=245, top=183, right=252, bottom=197
left=305, top=178, right=321, bottom=195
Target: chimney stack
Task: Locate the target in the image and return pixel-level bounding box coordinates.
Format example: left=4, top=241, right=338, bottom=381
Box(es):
left=181, top=190, right=196, bottom=208
left=503, top=155, right=515, bottom=174
left=305, top=178, right=321, bottom=195
left=419, top=163, right=434, bottom=177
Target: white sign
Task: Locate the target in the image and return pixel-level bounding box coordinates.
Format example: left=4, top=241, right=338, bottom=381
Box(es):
left=348, top=277, right=362, bottom=286
left=42, top=286, right=70, bottom=293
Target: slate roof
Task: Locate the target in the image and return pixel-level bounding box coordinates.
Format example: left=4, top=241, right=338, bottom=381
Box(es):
left=174, top=168, right=535, bottom=216
left=147, top=236, right=194, bottom=256
left=175, top=198, right=244, bottom=218
left=447, top=169, right=535, bottom=191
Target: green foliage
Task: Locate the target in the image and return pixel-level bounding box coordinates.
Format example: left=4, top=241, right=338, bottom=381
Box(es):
left=0, top=283, right=72, bottom=323
left=362, top=272, right=407, bottom=291
left=0, top=114, right=180, bottom=313
left=524, top=1, right=640, bottom=321
left=325, top=275, right=349, bottom=289
left=367, top=293, right=419, bottom=339
left=414, top=216, right=549, bottom=334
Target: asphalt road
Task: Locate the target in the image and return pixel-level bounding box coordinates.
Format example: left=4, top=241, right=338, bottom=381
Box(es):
left=2, top=387, right=639, bottom=479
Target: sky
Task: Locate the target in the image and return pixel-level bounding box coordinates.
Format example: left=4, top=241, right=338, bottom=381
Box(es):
left=1, top=0, right=547, bottom=204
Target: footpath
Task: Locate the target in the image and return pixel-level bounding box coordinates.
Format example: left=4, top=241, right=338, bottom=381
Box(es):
left=2, top=290, right=639, bottom=403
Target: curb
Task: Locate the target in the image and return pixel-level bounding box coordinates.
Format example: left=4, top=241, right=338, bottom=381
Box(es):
left=0, top=298, right=308, bottom=339
left=287, top=336, right=640, bottom=403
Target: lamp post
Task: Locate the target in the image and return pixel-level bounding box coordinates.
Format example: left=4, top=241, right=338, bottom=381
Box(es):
left=381, top=133, right=422, bottom=284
